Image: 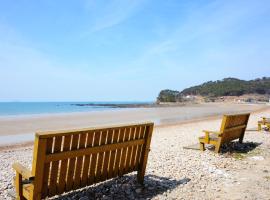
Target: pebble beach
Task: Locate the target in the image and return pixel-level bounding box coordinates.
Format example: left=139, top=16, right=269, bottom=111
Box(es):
left=0, top=106, right=270, bottom=200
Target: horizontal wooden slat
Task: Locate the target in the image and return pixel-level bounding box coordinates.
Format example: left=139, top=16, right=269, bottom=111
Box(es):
left=36, top=122, right=154, bottom=138
left=223, top=124, right=246, bottom=133
left=45, top=139, right=145, bottom=163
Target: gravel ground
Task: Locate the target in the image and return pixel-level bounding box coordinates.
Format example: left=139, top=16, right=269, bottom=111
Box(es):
left=1, top=109, right=270, bottom=200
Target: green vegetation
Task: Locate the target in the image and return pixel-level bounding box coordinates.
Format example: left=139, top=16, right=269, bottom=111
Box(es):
left=181, top=77, right=270, bottom=97
left=157, top=77, right=270, bottom=102
left=157, top=89, right=181, bottom=102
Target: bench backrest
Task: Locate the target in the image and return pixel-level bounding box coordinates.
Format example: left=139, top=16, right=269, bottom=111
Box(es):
left=219, top=113, right=250, bottom=144
left=31, top=122, right=154, bottom=198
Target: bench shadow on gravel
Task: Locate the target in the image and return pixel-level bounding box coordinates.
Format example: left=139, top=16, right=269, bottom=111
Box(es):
left=52, top=174, right=191, bottom=200
left=218, top=141, right=262, bottom=154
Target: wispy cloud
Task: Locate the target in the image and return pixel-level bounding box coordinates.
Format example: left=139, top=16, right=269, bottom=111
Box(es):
left=81, top=0, right=147, bottom=35
left=130, top=0, right=270, bottom=73
left=110, top=0, right=270, bottom=89
left=1, top=0, right=269, bottom=101
left=146, top=0, right=270, bottom=57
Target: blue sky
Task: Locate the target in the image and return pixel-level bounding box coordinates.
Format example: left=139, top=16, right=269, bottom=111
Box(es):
left=0, top=0, right=270, bottom=101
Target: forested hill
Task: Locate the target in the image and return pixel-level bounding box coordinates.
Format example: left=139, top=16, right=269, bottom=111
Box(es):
left=157, top=77, right=270, bottom=102
left=181, top=77, right=270, bottom=96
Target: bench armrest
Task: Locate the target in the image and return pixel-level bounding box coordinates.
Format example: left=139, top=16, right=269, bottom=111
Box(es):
left=12, top=163, right=34, bottom=180
left=13, top=163, right=34, bottom=198
left=201, top=130, right=222, bottom=143
left=203, top=130, right=222, bottom=135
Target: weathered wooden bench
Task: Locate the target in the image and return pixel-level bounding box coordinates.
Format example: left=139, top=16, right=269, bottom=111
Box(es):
left=258, top=117, right=270, bottom=131
left=199, top=113, right=250, bottom=153
left=12, top=122, right=154, bottom=200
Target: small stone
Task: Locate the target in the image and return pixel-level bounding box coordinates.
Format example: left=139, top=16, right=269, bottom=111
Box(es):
left=135, top=188, right=142, bottom=193
left=148, top=186, right=155, bottom=190
left=79, top=197, right=89, bottom=200
left=125, top=189, right=131, bottom=195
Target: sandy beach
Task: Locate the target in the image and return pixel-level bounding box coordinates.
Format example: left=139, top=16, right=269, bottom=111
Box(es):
left=0, top=103, right=268, bottom=147
left=0, top=103, right=270, bottom=199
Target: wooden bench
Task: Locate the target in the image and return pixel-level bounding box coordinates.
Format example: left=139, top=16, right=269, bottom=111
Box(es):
left=199, top=113, right=250, bottom=153
left=12, top=122, right=154, bottom=200
left=258, top=117, right=270, bottom=131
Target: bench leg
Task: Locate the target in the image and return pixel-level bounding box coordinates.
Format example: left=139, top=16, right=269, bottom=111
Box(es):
left=137, top=170, right=145, bottom=185
left=239, top=135, right=244, bottom=143
left=258, top=123, right=262, bottom=131
left=14, top=172, right=26, bottom=200
left=214, top=145, right=221, bottom=153
left=215, top=141, right=222, bottom=153
left=199, top=142, right=205, bottom=151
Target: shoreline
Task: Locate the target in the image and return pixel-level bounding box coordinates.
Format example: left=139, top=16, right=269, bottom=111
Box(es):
left=1, top=105, right=270, bottom=199
left=0, top=102, right=266, bottom=119
left=0, top=103, right=269, bottom=147
left=0, top=103, right=269, bottom=149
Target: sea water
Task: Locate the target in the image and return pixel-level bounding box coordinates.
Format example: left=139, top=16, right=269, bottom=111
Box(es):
left=0, top=101, right=151, bottom=145
left=0, top=102, right=150, bottom=116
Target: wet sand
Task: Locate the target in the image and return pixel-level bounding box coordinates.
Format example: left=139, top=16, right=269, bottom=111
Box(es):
left=0, top=103, right=268, bottom=146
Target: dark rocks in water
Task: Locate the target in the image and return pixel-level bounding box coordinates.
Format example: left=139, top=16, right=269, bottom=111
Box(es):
left=71, top=102, right=187, bottom=108
left=71, top=103, right=154, bottom=108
